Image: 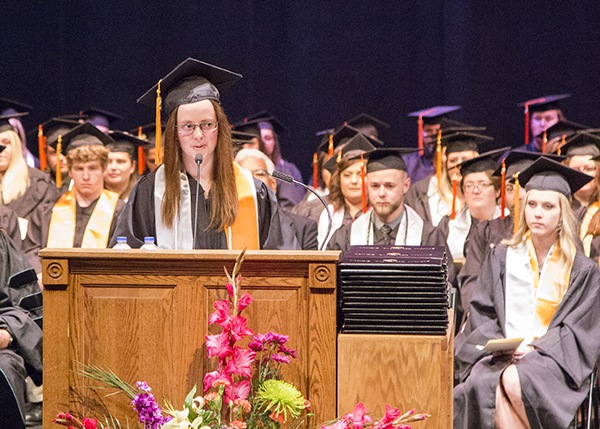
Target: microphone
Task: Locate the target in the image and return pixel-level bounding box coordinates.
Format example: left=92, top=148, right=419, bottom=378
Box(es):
left=271, top=170, right=332, bottom=251
left=193, top=153, right=203, bottom=249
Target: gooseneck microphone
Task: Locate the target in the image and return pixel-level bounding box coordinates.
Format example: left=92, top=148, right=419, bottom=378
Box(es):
left=271, top=170, right=332, bottom=251
left=193, top=153, right=203, bottom=249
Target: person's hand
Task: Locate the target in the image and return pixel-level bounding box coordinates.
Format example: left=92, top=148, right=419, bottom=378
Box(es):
left=0, top=329, right=12, bottom=349
left=492, top=345, right=534, bottom=362
left=511, top=345, right=534, bottom=361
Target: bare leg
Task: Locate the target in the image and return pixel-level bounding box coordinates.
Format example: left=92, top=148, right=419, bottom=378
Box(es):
left=494, top=365, right=531, bottom=429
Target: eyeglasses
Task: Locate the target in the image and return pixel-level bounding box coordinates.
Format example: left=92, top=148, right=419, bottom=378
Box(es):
left=177, top=121, right=219, bottom=136
left=464, top=181, right=494, bottom=192
left=250, top=169, right=271, bottom=179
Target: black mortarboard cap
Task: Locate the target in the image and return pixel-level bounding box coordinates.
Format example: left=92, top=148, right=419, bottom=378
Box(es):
left=48, top=122, right=114, bottom=152
left=344, top=113, right=390, bottom=137
left=323, top=133, right=377, bottom=174
left=535, top=119, right=587, bottom=141
left=440, top=131, right=493, bottom=154
left=107, top=131, right=148, bottom=161
left=137, top=58, right=242, bottom=116
left=458, top=147, right=511, bottom=177
left=408, top=106, right=461, bottom=125
left=236, top=112, right=286, bottom=135
left=558, top=131, right=600, bottom=157
left=518, top=156, right=592, bottom=198
left=27, top=117, right=79, bottom=146
left=0, top=112, right=29, bottom=134
left=0, top=98, right=33, bottom=115
left=0, top=145, right=5, bottom=153
left=518, top=94, right=570, bottom=113
left=360, top=148, right=419, bottom=173
left=82, top=107, right=124, bottom=128
left=493, top=150, right=565, bottom=179
left=231, top=130, right=259, bottom=146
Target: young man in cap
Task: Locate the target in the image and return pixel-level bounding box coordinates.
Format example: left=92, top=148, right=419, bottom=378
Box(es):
left=105, top=131, right=146, bottom=201
left=23, top=123, right=125, bottom=273
left=517, top=94, right=569, bottom=152
left=235, top=148, right=318, bottom=250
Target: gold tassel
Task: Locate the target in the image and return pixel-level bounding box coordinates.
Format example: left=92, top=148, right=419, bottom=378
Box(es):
left=336, top=148, right=342, bottom=164
left=155, top=79, right=163, bottom=165
left=513, top=172, right=520, bottom=233
left=56, top=136, right=63, bottom=188
left=435, top=129, right=442, bottom=185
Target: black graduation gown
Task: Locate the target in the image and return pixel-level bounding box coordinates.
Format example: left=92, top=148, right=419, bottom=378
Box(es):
left=22, top=195, right=126, bottom=273
left=291, top=194, right=330, bottom=223
left=403, top=176, right=434, bottom=225
left=1, top=204, right=23, bottom=250
left=109, top=170, right=298, bottom=250
left=0, top=231, right=43, bottom=425
left=454, top=246, right=600, bottom=429
left=4, top=167, right=61, bottom=221
left=282, top=211, right=318, bottom=250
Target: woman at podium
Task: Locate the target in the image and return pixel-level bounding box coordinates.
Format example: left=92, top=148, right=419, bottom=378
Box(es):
left=454, top=157, right=600, bottom=429
left=110, top=58, right=297, bottom=250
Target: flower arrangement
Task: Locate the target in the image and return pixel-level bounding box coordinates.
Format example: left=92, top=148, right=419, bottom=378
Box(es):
left=320, top=403, right=429, bottom=429
left=54, top=250, right=311, bottom=429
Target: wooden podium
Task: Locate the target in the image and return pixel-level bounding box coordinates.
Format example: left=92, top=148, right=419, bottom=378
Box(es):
left=40, top=249, right=340, bottom=428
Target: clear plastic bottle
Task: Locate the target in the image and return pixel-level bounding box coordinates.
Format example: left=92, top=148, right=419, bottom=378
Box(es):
left=113, top=237, right=131, bottom=250
left=140, top=236, right=159, bottom=250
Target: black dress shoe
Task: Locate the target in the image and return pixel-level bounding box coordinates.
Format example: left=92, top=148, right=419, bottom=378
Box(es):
left=25, top=402, right=42, bottom=427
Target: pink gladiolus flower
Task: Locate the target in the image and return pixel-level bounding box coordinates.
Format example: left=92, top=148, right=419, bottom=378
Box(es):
left=225, top=347, right=256, bottom=378
left=237, top=292, right=253, bottom=312
left=208, top=300, right=231, bottom=329
left=398, top=426, right=412, bottom=429
left=322, top=418, right=351, bottom=429
left=348, top=403, right=374, bottom=429
left=230, top=316, right=253, bottom=341
left=226, top=282, right=234, bottom=300
left=203, top=371, right=233, bottom=392
left=373, top=405, right=401, bottom=429
left=83, top=418, right=98, bottom=429
left=206, top=332, right=233, bottom=359
left=225, top=379, right=251, bottom=404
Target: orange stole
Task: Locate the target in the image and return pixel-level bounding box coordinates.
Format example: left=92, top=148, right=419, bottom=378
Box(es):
left=225, top=163, right=260, bottom=250
left=47, top=190, right=119, bottom=248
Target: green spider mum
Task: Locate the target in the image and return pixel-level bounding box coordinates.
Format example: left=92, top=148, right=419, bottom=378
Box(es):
left=255, top=379, right=306, bottom=420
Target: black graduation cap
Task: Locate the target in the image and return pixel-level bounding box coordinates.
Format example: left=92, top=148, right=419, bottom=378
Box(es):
left=439, top=131, right=493, bottom=154
left=107, top=131, right=148, bottom=161
left=317, top=124, right=384, bottom=154
left=558, top=131, right=600, bottom=157
left=137, top=58, right=242, bottom=116
left=344, top=113, right=390, bottom=138
left=493, top=150, right=565, bottom=179
left=458, top=147, right=511, bottom=177
left=0, top=112, right=29, bottom=134
left=0, top=145, right=5, bottom=153
left=235, top=112, right=286, bottom=135
left=129, top=122, right=165, bottom=138
left=232, top=130, right=259, bottom=146
left=27, top=117, right=79, bottom=146
left=518, top=94, right=571, bottom=113
left=359, top=148, right=420, bottom=173
left=323, top=133, right=378, bottom=174
left=408, top=106, right=461, bottom=125
left=0, top=97, right=33, bottom=115
left=82, top=107, right=124, bottom=128
left=537, top=119, right=587, bottom=140
left=518, top=156, right=592, bottom=198
left=48, top=122, right=114, bottom=152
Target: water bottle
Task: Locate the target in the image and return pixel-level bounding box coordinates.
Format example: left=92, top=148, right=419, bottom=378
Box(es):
left=140, top=236, right=159, bottom=250
left=113, top=237, right=131, bottom=250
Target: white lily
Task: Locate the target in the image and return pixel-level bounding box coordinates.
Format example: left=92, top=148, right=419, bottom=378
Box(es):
left=192, top=396, right=206, bottom=412
left=161, top=408, right=192, bottom=429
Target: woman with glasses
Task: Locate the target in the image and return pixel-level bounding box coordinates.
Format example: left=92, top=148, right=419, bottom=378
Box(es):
left=110, top=58, right=296, bottom=250
left=454, top=158, right=600, bottom=429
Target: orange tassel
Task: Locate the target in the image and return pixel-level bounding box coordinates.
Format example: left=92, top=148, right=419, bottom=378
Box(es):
left=557, top=134, right=566, bottom=156
left=500, top=158, right=506, bottom=219
left=137, top=126, right=143, bottom=138
left=313, top=153, right=318, bottom=189
left=138, top=146, right=145, bottom=175
left=328, top=134, right=334, bottom=157
left=361, top=153, right=367, bottom=214
left=451, top=174, right=458, bottom=220
left=435, top=129, right=442, bottom=185
left=155, top=79, right=163, bottom=165
left=418, top=114, right=424, bottom=156
left=56, top=136, right=63, bottom=188
left=513, top=173, right=520, bottom=233
left=542, top=131, right=547, bottom=154
left=38, top=124, right=47, bottom=171
left=524, top=104, right=530, bottom=145
left=336, top=148, right=342, bottom=164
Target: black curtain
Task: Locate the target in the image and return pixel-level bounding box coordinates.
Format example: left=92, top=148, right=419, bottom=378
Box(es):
left=2, top=1, right=600, bottom=182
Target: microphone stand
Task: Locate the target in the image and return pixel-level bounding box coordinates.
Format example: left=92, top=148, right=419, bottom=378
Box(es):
left=271, top=170, right=332, bottom=251
left=193, top=153, right=203, bottom=249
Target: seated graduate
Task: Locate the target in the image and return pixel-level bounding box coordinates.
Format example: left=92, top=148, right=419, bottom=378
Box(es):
left=111, top=58, right=297, bottom=250
left=516, top=94, right=569, bottom=153
left=405, top=129, right=489, bottom=227
left=454, top=157, right=600, bottom=429
left=435, top=147, right=509, bottom=265
left=326, top=148, right=447, bottom=250
left=458, top=150, right=564, bottom=317
left=235, top=148, right=318, bottom=250
left=317, top=131, right=378, bottom=248
left=0, top=203, right=22, bottom=249
left=0, top=229, right=43, bottom=427
left=22, top=122, right=125, bottom=273
left=105, top=131, right=147, bottom=202
left=130, top=122, right=164, bottom=176
left=0, top=112, right=60, bottom=240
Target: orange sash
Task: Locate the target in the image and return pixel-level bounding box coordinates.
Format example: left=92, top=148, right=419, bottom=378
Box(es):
left=225, top=163, right=260, bottom=250
left=48, top=190, right=119, bottom=248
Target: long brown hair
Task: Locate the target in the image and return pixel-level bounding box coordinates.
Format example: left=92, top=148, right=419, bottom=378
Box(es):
left=328, top=155, right=362, bottom=212
left=161, top=100, right=238, bottom=231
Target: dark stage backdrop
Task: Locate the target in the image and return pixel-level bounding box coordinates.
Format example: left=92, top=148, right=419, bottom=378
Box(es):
left=2, top=1, right=600, bottom=182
